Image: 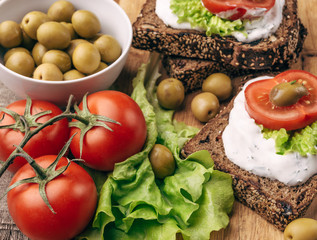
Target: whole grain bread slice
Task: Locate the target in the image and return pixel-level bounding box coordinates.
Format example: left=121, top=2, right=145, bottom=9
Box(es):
left=132, top=0, right=307, bottom=70
left=181, top=74, right=317, bottom=231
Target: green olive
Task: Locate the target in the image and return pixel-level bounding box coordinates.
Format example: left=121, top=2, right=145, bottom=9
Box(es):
left=71, top=10, right=101, bottom=38
left=21, top=28, right=36, bottom=50
left=33, top=63, right=64, bottom=81
left=191, top=92, right=220, bottom=122
left=5, top=52, right=34, bottom=77
left=60, top=22, right=77, bottom=39
left=284, top=218, right=317, bottom=240
left=156, top=78, right=185, bottom=110
left=63, top=69, right=85, bottom=80
left=149, top=144, right=175, bottom=179
left=37, top=21, right=71, bottom=50
left=65, top=39, right=89, bottom=57
left=4, top=47, right=30, bottom=63
left=72, top=42, right=101, bottom=74
left=47, top=0, right=75, bottom=22
left=93, top=34, right=122, bottom=63
left=269, top=81, right=308, bottom=107
left=91, top=62, right=108, bottom=74
left=32, top=42, right=48, bottom=66
left=0, top=20, right=22, bottom=48
left=202, top=73, right=232, bottom=101
left=42, top=50, right=71, bottom=73
left=21, top=11, right=50, bottom=40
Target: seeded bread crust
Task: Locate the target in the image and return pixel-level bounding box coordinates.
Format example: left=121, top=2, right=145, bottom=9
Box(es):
left=181, top=75, right=317, bottom=231
left=132, top=0, right=307, bottom=71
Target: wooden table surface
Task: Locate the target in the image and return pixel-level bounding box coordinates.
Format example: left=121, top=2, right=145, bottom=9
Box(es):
left=1, top=0, right=316, bottom=239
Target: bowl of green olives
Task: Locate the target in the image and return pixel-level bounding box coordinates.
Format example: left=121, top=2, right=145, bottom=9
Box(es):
left=0, top=0, right=132, bottom=106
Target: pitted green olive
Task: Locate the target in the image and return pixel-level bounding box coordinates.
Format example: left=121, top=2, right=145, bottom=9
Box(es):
left=47, top=0, right=75, bottom=22
left=284, top=218, right=317, bottom=240
left=32, top=42, right=48, bottom=66
left=0, top=20, right=22, bottom=48
left=156, top=78, right=185, bottom=110
left=269, top=81, right=308, bottom=107
left=71, top=10, right=101, bottom=38
left=5, top=52, right=34, bottom=77
left=42, top=50, right=71, bottom=73
left=21, top=11, right=50, bottom=40
left=93, top=34, right=122, bottom=63
left=191, top=92, right=220, bottom=122
left=33, top=63, right=63, bottom=81
left=72, top=42, right=100, bottom=74
left=4, top=47, right=30, bottom=63
left=149, top=144, right=175, bottom=179
left=37, top=21, right=71, bottom=50
left=202, top=73, right=232, bottom=101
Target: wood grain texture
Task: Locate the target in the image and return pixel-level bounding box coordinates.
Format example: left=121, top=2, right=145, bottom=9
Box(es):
left=0, top=0, right=316, bottom=239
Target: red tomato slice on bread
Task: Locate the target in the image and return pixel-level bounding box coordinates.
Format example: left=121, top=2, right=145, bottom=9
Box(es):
left=245, top=70, right=317, bottom=131
left=202, top=0, right=276, bottom=20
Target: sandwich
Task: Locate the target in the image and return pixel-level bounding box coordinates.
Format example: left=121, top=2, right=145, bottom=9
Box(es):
left=132, top=0, right=307, bottom=92
left=181, top=70, right=317, bottom=231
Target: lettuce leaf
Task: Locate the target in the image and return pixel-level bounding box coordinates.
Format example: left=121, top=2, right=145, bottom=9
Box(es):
left=170, top=0, right=244, bottom=36
left=262, top=121, right=317, bottom=156
left=77, top=54, right=234, bottom=240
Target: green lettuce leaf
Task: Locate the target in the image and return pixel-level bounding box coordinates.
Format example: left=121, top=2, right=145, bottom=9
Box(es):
left=77, top=54, right=234, bottom=240
left=170, top=0, right=244, bottom=36
left=262, top=121, right=317, bottom=156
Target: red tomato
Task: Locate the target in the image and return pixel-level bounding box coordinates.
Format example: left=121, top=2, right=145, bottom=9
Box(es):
left=245, top=70, right=317, bottom=131
left=70, top=90, right=147, bottom=171
left=202, top=0, right=275, bottom=20
left=7, top=155, right=97, bottom=240
left=0, top=100, right=69, bottom=173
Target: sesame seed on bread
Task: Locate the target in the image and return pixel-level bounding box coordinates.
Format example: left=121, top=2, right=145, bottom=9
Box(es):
left=181, top=74, right=317, bottom=231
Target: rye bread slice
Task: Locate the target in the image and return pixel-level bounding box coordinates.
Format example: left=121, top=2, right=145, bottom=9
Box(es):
left=132, top=0, right=307, bottom=70
left=181, top=74, right=317, bottom=231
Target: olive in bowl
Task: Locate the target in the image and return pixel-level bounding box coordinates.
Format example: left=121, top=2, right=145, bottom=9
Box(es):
left=0, top=0, right=132, bottom=106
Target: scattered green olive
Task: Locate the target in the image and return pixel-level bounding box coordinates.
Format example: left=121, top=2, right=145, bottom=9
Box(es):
left=32, top=42, right=48, bottom=66
left=5, top=52, right=35, bottom=77
left=149, top=144, right=175, bottom=179
left=4, top=47, right=30, bottom=64
left=269, top=81, right=308, bottom=107
left=93, top=34, right=122, bottom=63
left=71, top=10, right=101, bottom=39
left=21, top=11, right=50, bottom=40
left=47, top=0, right=75, bottom=22
left=0, top=20, right=22, bottom=48
left=42, top=50, right=72, bottom=73
left=37, top=21, right=71, bottom=50
left=156, top=78, right=185, bottom=110
left=72, top=42, right=101, bottom=74
left=191, top=92, right=220, bottom=122
left=63, top=69, right=85, bottom=80
left=284, top=218, right=317, bottom=240
left=202, top=73, right=232, bottom=101
left=33, top=63, right=63, bottom=81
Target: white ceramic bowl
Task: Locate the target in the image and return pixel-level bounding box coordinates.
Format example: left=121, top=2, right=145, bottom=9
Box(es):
left=0, top=0, right=132, bottom=106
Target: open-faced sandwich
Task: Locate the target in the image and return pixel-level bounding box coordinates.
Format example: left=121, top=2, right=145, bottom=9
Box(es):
left=182, top=69, right=317, bottom=231
left=132, top=0, right=307, bottom=92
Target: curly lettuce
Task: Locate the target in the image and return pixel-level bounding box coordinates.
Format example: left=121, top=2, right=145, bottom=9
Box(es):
left=77, top=54, right=234, bottom=240
left=262, top=121, right=317, bottom=156
left=170, top=0, right=244, bottom=36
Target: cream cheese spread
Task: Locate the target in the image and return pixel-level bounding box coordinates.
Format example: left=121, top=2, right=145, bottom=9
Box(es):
left=222, top=77, right=317, bottom=186
left=155, top=0, right=285, bottom=43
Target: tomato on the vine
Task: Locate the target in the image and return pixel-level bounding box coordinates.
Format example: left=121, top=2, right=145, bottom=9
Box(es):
left=245, top=70, right=317, bottom=131
left=7, top=155, right=97, bottom=240
left=202, top=0, right=276, bottom=20
left=0, top=99, right=69, bottom=173
left=70, top=90, right=147, bottom=171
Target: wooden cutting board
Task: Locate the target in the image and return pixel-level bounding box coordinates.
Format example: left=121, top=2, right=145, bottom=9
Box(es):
left=115, top=0, right=317, bottom=239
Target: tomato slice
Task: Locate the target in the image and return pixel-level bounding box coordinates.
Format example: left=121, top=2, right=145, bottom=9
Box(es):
left=245, top=70, right=317, bottom=131
left=201, top=0, right=276, bottom=20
